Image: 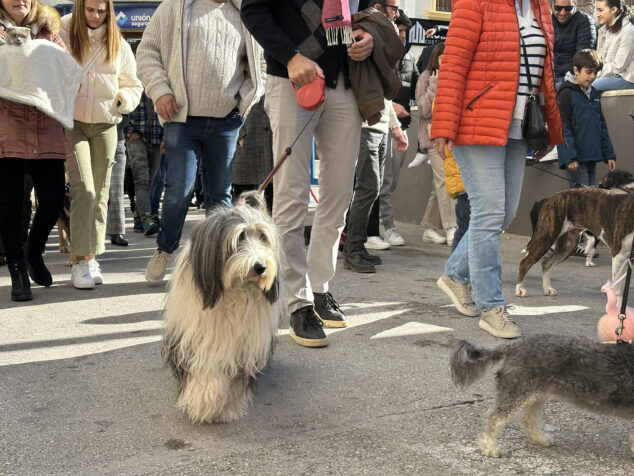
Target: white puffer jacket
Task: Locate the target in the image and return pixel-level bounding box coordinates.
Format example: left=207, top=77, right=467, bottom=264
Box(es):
left=60, top=15, right=142, bottom=124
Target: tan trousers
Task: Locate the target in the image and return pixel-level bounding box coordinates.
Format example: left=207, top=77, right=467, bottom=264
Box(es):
left=264, top=75, right=362, bottom=314
left=422, top=148, right=457, bottom=230
left=66, top=121, right=117, bottom=256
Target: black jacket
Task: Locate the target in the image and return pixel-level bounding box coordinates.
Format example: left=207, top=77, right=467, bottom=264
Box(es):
left=552, top=10, right=596, bottom=79
left=241, top=0, right=348, bottom=89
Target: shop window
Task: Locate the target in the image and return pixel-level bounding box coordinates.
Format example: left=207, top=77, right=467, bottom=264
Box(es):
left=425, top=0, right=451, bottom=21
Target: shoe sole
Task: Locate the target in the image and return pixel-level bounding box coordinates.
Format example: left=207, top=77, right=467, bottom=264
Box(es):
left=436, top=277, right=480, bottom=317
left=478, top=319, right=521, bottom=339
left=387, top=241, right=405, bottom=246
left=343, top=262, right=375, bottom=273
left=11, top=293, right=33, bottom=301
left=73, top=283, right=95, bottom=289
left=289, top=328, right=328, bottom=347
left=315, top=311, right=349, bottom=328
left=365, top=244, right=391, bottom=250
left=423, top=238, right=447, bottom=244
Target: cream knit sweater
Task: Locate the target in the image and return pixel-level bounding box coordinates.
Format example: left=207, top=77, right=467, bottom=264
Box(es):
left=136, top=0, right=264, bottom=124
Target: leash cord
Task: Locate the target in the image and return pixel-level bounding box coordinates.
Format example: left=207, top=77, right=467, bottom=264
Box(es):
left=258, top=109, right=320, bottom=192
left=616, top=237, right=634, bottom=342
left=525, top=160, right=590, bottom=189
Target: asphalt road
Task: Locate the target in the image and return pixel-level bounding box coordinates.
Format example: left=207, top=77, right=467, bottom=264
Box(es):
left=0, top=210, right=632, bottom=475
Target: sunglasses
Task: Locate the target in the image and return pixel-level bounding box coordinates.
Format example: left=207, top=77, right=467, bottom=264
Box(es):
left=553, top=5, right=574, bottom=12
left=383, top=4, right=400, bottom=13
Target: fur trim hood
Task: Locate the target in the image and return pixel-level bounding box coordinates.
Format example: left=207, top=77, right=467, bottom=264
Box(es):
left=0, top=5, right=61, bottom=36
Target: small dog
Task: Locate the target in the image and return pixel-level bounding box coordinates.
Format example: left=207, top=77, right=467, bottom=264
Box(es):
left=450, top=335, right=634, bottom=457
left=598, top=169, right=634, bottom=193
left=162, top=191, right=283, bottom=423
left=516, top=188, right=634, bottom=300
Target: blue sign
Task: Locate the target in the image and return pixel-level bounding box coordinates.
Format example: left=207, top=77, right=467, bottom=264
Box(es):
left=114, top=5, right=157, bottom=29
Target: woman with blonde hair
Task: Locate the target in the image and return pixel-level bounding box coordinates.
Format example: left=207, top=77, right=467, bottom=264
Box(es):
left=60, top=0, right=142, bottom=289
left=0, top=0, right=68, bottom=301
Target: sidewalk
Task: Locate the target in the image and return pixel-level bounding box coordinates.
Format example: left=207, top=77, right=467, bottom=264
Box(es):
left=0, top=210, right=630, bottom=475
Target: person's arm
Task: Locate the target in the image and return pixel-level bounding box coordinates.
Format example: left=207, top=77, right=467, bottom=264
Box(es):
left=555, top=88, right=577, bottom=169
left=415, top=72, right=436, bottom=120
left=576, top=12, right=596, bottom=51
left=409, top=61, right=420, bottom=101
left=116, top=41, right=143, bottom=114
left=601, top=27, right=634, bottom=77
left=599, top=108, right=616, bottom=166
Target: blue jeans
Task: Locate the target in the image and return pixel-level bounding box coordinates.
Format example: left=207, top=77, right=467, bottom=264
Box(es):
left=157, top=113, right=245, bottom=253
left=444, top=139, right=527, bottom=311
left=566, top=161, right=596, bottom=188
left=592, top=75, right=634, bottom=93
left=150, top=153, right=166, bottom=216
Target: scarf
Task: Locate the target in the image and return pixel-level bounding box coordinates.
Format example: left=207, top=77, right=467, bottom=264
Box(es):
left=322, top=0, right=354, bottom=46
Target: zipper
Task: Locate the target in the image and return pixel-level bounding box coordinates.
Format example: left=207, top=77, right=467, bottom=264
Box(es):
left=465, top=85, right=493, bottom=110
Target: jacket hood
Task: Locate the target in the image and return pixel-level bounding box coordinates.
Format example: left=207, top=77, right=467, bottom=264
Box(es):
left=0, top=5, right=60, bottom=34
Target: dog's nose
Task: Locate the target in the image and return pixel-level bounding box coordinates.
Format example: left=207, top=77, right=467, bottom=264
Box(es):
left=254, top=263, right=267, bottom=275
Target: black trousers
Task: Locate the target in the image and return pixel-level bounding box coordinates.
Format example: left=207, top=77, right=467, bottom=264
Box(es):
left=0, top=159, right=65, bottom=261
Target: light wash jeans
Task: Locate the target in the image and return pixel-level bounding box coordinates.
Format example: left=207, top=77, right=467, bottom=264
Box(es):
left=444, top=139, right=527, bottom=311
left=592, top=75, right=634, bottom=93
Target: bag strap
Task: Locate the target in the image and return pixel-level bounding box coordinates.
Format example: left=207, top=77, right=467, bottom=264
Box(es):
left=519, top=33, right=536, bottom=96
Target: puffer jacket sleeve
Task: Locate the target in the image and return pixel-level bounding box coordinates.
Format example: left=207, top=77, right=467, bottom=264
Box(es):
left=116, top=40, right=142, bottom=115
left=430, top=0, right=483, bottom=141
left=575, top=11, right=596, bottom=51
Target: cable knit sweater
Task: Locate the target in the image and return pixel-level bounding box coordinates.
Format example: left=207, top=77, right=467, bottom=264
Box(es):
left=136, top=0, right=264, bottom=124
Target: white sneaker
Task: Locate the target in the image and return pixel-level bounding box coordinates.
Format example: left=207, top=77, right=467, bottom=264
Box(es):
left=71, top=261, right=95, bottom=289
left=384, top=227, right=405, bottom=246
left=408, top=152, right=430, bottom=168
left=365, top=235, right=391, bottom=250
left=145, top=249, right=171, bottom=284
left=423, top=228, right=447, bottom=244
left=88, top=258, right=104, bottom=285
left=446, top=227, right=457, bottom=248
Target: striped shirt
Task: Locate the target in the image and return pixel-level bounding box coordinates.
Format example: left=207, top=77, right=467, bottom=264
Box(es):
left=509, top=1, right=546, bottom=139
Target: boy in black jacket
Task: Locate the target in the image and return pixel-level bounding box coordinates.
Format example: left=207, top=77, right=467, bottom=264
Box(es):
left=557, top=49, right=616, bottom=188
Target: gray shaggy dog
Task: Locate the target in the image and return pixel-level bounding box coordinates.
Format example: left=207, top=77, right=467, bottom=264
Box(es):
left=450, top=335, right=634, bottom=457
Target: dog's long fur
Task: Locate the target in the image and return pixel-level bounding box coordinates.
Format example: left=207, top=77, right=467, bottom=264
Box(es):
left=516, top=187, right=634, bottom=300
left=162, top=192, right=283, bottom=423
left=450, top=335, right=634, bottom=457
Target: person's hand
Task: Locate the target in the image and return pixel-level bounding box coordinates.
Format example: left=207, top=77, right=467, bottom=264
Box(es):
left=392, top=127, right=408, bottom=151
left=607, top=159, right=616, bottom=171
left=129, top=132, right=141, bottom=141
left=432, top=137, right=453, bottom=160
left=532, top=145, right=555, bottom=162
left=347, top=29, right=374, bottom=61
left=425, top=28, right=437, bottom=37
left=155, top=94, right=178, bottom=122
left=287, top=53, right=324, bottom=87
left=392, top=102, right=410, bottom=118
left=567, top=159, right=579, bottom=171
left=160, top=140, right=165, bottom=155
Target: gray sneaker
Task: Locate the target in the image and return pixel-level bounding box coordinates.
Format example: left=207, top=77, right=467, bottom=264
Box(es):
left=479, top=306, right=521, bottom=339
left=436, top=274, right=479, bottom=317
left=145, top=249, right=171, bottom=284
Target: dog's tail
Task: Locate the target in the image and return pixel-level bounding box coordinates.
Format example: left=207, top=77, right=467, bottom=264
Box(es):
left=524, top=198, right=548, bottom=252
left=450, top=340, right=506, bottom=389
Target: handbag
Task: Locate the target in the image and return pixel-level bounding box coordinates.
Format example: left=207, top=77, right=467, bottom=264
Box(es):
left=519, top=35, right=548, bottom=151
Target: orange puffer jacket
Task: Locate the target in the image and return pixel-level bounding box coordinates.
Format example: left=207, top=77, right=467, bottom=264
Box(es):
left=431, top=0, right=563, bottom=147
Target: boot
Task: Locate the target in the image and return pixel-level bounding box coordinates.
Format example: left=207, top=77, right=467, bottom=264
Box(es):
left=24, top=240, right=52, bottom=286
left=110, top=234, right=129, bottom=246
left=7, top=259, right=32, bottom=301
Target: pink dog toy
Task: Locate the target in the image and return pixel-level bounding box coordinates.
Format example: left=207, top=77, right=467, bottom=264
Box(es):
left=597, top=282, right=634, bottom=342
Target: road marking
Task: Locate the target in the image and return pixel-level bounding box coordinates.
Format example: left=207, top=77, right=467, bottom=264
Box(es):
left=371, top=322, right=453, bottom=339
left=507, top=304, right=588, bottom=315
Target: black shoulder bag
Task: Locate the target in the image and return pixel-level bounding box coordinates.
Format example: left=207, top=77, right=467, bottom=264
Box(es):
left=520, top=34, right=549, bottom=151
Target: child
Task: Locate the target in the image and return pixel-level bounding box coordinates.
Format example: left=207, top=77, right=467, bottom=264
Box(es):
left=442, top=144, right=470, bottom=252
left=557, top=49, right=616, bottom=188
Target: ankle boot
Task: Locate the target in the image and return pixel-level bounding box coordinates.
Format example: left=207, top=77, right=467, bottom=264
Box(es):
left=110, top=234, right=128, bottom=246
left=24, top=240, right=52, bottom=286
left=7, top=259, right=32, bottom=301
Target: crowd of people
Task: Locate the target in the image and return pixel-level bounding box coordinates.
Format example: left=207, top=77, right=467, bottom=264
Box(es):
left=0, top=0, right=633, bottom=345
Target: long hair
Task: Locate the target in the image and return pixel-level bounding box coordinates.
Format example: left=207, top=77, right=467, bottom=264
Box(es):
left=0, top=0, right=43, bottom=28
left=600, top=0, right=634, bottom=34
left=426, top=42, right=445, bottom=74
left=67, top=0, right=121, bottom=65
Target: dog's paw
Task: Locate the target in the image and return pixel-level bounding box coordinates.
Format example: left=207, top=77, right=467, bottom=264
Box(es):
left=515, top=285, right=528, bottom=297
left=544, top=287, right=557, bottom=296
left=59, top=246, right=70, bottom=254
left=530, top=433, right=554, bottom=447
left=478, top=443, right=500, bottom=458
left=585, top=258, right=596, bottom=267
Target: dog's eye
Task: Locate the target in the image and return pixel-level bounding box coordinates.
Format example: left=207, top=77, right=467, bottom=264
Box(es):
left=259, top=232, right=268, bottom=243
left=238, top=230, right=246, bottom=242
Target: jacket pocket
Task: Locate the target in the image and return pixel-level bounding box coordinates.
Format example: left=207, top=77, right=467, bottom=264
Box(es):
left=465, top=84, right=494, bottom=111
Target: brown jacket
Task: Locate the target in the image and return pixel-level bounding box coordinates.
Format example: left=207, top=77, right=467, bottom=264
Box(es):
left=348, top=8, right=403, bottom=126
left=0, top=6, right=67, bottom=160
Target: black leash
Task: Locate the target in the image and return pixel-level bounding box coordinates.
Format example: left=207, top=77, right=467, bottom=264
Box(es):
left=615, top=237, right=634, bottom=343
left=525, top=160, right=590, bottom=189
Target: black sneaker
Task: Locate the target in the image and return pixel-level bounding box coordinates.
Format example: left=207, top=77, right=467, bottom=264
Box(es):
left=289, top=306, right=328, bottom=348
left=314, top=292, right=348, bottom=328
